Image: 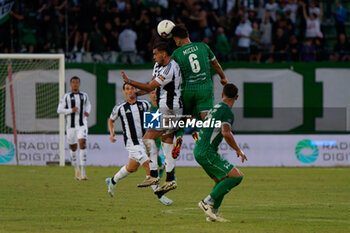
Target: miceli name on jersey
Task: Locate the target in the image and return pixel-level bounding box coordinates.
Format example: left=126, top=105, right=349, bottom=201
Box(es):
left=182, top=45, right=198, bottom=55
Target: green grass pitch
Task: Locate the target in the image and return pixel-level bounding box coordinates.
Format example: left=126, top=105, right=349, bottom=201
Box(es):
left=1, top=166, right=349, bottom=233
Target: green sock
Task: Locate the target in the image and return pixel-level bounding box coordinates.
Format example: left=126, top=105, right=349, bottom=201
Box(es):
left=213, top=194, right=224, bottom=209
left=210, top=177, right=243, bottom=208
left=175, top=127, right=185, bottom=138
left=211, top=182, right=226, bottom=209
left=157, top=155, right=162, bottom=167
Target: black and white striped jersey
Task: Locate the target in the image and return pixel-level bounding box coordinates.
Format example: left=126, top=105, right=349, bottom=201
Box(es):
left=57, top=91, right=91, bottom=129
left=110, top=99, right=150, bottom=146
left=152, top=59, right=182, bottom=110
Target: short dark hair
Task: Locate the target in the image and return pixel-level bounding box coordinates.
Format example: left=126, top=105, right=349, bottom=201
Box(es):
left=122, top=83, right=135, bottom=90
left=123, top=83, right=129, bottom=90
left=223, top=83, right=238, bottom=99
left=70, top=76, right=80, bottom=83
left=171, top=24, right=189, bottom=39
left=153, top=42, right=172, bottom=56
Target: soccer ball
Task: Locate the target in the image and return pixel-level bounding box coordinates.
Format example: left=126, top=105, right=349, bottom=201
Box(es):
left=157, top=20, right=175, bottom=39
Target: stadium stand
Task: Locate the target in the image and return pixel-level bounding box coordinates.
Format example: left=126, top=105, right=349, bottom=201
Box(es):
left=1, top=0, right=349, bottom=63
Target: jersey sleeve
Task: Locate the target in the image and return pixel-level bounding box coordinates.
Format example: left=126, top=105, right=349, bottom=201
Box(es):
left=57, top=94, right=72, bottom=115
left=220, top=107, right=234, bottom=127
left=144, top=101, right=151, bottom=111
left=154, top=62, right=173, bottom=86
left=152, top=63, right=159, bottom=77
left=204, top=43, right=216, bottom=61
left=84, top=93, right=91, bottom=114
left=110, top=104, right=121, bottom=121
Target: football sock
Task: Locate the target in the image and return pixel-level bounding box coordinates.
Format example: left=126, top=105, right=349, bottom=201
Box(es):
left=211, top=182, right=224, bottom=209
left=157, top=154, right=164, bottom=167
left=151, top=185, right=159, bottom=191
left=113, top=165, right=130, bottom=183
left=80, top=166, right=86, bottom=178
left=213, top=195, right=224, bottom=209
left=70, top=150, right=78, bottom=169
left=79, top=149, right=86, bottom=165
left=143, top=139, right=158, bottom=171
left=151, top=185, right=163, bottom=198
left=162, top=142, right=175, bottom=172
left=204, top=195, right=215, bottom=206
left=150, top=170, right=158, bottom=178
left=111, top=177, right=116, bottom=185
left=210, top=177, right=243, bottom=208
left=80, top=149, right=87, bottom=177
left=166, top=169, right=175, bottom=182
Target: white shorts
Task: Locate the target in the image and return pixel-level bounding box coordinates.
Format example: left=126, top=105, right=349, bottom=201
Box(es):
left=126, top=143, right=149, bottom=165
left=158, top=106, right=183, bottom=135
left=67, top=126, right=88, bottom=145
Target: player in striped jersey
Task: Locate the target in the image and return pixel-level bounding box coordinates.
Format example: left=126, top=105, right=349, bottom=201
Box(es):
left=57, top=76, right=91, bottom=180
left=121, top=42, right=182, bottom=196
left=105, top=83, right=173, bottom=205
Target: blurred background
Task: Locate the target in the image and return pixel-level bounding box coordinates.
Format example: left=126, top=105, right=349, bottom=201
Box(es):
left=1, top=0, right=350, bottom=63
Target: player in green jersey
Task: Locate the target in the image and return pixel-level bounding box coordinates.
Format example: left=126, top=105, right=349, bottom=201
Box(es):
left=170, top=24, right=228, bottom=159
left=194, top=83, right=247, bottom=222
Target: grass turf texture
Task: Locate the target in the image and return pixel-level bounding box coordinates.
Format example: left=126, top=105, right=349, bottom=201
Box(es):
left=0, top=166, right=349, bottom=233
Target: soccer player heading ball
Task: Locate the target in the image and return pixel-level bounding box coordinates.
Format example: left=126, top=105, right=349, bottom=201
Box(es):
left=170, top=24, right=228, bottom=159
left=195, top=83, right=247, bottom=222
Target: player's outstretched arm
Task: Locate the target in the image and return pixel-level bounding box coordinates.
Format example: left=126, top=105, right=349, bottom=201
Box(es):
left=210, top=59, right=228, bottom=86
left=121, top=71, right=160, bottom=92
left=136, top=90, right=150, bottom=96
left=222, top=124, right=247, bottom=163
left=136, top=76, right=157, bottom=96
left=108, top=118, right=116, bottom=143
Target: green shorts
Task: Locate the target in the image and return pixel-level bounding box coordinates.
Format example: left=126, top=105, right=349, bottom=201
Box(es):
left=194, top=151, right=234, bottom=181
left=182, top=89, right=214, bottom=118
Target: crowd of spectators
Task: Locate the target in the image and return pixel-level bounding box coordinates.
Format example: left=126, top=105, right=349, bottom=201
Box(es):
left=0, top=0, right=349, bottom=63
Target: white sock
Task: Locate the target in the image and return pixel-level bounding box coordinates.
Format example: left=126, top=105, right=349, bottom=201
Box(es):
left=70, top=150, right=78, bottom=170
left=113, top=165, right=130, bottom=183
left=80, top=149, right=87, bottom=166
left=80, top=149, right=87, bottom=177
left=162, top=142, right=175, bottom=172
left=204, top=195, right=215, bottom=206
left=143, top=139, right=158, bottom=171
left=151, top=184, right=159, bottom=192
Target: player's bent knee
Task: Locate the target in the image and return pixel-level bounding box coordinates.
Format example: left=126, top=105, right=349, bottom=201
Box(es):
left=69, top=144, right=78, bottom=151
left=127, top=168, right=138, bottom=173
left=126, top=165, right=138, bottom=173
left=228, top=168, right=243, bottom=178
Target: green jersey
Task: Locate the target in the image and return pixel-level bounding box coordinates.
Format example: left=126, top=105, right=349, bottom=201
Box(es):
left=150, top=101, right=158, bottom=112
left=194, top=102, right=234, bottom=155
left=171, top=42, right=215, bottom=91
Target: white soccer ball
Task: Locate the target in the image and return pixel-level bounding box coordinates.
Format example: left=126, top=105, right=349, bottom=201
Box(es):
left=157, top=20, right=175, bottom=39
